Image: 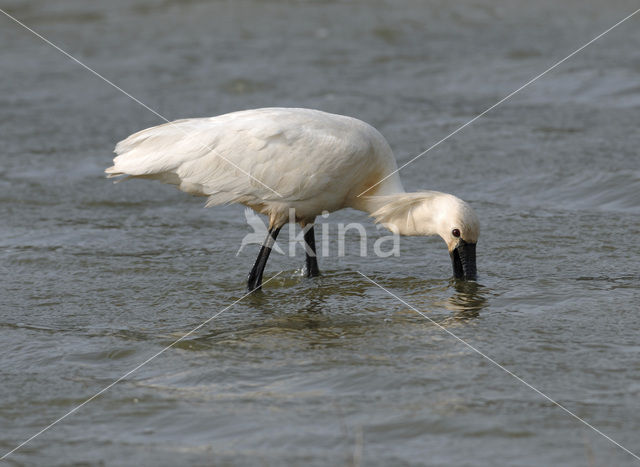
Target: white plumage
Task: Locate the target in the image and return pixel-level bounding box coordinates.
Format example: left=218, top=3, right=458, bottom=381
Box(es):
left=107, top=108, right=479, bottom=287
left=108, top=108, right=400, bottom=226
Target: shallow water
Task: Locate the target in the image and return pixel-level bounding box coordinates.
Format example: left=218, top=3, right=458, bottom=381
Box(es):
left=1, top=0, right=640, bottom=465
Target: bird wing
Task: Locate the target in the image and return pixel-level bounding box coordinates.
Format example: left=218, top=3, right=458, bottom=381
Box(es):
left=106, top=108, right=373, bottom=206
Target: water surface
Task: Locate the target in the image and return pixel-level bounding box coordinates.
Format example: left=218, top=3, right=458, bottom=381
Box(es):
left=1, top=0, right=639, bottom=465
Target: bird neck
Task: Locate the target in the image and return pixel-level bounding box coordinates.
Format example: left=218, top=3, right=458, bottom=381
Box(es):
left=358, top=191, right=402, bottom=213
left=362, top=191, right=447, bottom=237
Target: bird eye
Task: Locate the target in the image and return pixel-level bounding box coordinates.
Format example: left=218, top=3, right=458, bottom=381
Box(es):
left=452, top=228, right=461, bottom=238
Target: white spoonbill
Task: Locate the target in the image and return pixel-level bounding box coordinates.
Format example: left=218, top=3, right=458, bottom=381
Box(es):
left=106, top=108, right=479, bottom=289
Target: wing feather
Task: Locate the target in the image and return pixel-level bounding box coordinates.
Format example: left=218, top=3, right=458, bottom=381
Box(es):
left=106, top=108, right=384, bottom=206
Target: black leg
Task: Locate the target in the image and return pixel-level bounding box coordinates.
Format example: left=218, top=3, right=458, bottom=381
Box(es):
left=304, top=225, right=320, bottom=278
left=247, top=226, right=282, bottom=291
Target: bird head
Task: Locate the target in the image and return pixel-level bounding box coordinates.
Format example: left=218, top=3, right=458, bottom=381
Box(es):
left=438, top=197, right=479, bottom=281
left=370, top=191, right=480, bottom=280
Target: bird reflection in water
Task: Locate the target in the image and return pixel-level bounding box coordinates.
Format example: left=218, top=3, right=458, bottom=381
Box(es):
left=443, top=279, right=488, bottom=320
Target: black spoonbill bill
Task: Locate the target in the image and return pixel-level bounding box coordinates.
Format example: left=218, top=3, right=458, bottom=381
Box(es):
left=106, top=108, right=479, bottom=290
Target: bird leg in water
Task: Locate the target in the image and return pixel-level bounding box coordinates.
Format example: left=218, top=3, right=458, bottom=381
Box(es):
left=304, top=225, right=320, bottom=278
left=247, top=226, right=282, bottom=291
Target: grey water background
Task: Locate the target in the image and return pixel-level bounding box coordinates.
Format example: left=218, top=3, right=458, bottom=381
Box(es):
left=1, top=0, right=640, bottom=465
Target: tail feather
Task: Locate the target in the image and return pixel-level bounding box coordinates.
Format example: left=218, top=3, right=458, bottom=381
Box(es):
left=105, top=114, right=286, bottom=206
